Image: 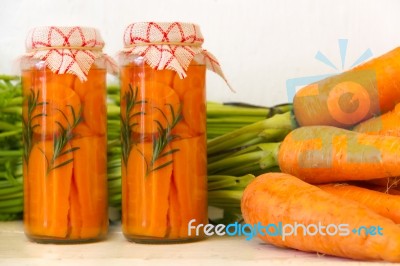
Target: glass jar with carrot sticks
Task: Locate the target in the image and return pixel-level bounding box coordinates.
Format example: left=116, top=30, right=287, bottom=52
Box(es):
left=20, top=26, right=117, bottom=243
left=118, top=22, right=231, bottom=243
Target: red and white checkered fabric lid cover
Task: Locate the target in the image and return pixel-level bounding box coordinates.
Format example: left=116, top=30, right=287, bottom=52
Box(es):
left=121, top=22, right=231, bottom=88
left=22, top=26, right=118, bottom=81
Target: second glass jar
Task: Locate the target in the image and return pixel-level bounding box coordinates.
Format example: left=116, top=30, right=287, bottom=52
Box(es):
left=120, top=56, right=208, bottom=243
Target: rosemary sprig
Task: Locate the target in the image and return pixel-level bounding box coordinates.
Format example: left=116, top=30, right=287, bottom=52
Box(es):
left=47, top=105, right=82, bottom=173
left=22, top=89, right=47, bottom=165
left=146, top=103, right=182, bottom=175
left=23, top=89, right=81, bottom=173
left=121, top=84, right=146, bottom=166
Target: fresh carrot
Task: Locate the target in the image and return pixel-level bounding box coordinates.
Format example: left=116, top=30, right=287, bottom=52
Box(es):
left=319, top=183, right=400, bottom=224
left=25, top=140, right=73, bottom=238
left=353, top=103, right=400, bottom=137
left=241, top=172, right=400, bottom=262
left=294, top=47, right=400, bottom=128
left=279, top=126, right=400, bottom=184
left=362, top=177, right=400, bottom=189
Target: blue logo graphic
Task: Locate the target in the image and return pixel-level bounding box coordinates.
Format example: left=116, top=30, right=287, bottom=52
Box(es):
left=286, top=39, right=373, bottom=102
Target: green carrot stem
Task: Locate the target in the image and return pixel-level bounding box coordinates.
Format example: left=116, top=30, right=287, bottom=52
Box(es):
left=0, top=150, right=22, bottom=156
left=0, top=205, right=23, bottom=213
left=0, top=191, right=23, bottom=200
left=207, top=117, right=264, bottom=124
left=208, top=190, right=243, bottom=201
left=107, top=104, right=120, bottom=118
left=0, top=121, right=20, bottom=131
left=0, top=75, right=19, bottom=81
left=208, top=150, right=265, bottom=174
left=0, top=106, right=22, bottom=114
left=0, top=197, right=23, bottom=208
left=0, top=185, right=23, bottom=197
left=207, top=131, right=260, bottom=155
left=8, top=97, right=23, bottom=106
left=208, top=174, right=255, bottom=190
left=207, top=103, right=270, bottom=117
left=207, top=112, right=293, bottom=154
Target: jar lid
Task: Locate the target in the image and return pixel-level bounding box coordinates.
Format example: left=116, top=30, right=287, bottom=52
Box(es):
left=22, top=26, right=117, bottom=81
left=120, top=22, right=232, bottom=90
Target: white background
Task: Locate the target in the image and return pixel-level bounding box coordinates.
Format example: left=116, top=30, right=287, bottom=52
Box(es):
left=1, top=0, right=400, bottom=106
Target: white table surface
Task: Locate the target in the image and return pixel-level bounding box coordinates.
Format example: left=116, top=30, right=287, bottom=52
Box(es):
left=0, top=221, right=393, bottom=266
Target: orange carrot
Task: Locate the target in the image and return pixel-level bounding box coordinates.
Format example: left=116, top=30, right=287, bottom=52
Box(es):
left=171, top=135, right=208, bottom=237
left=241, top=173, right=400, bottom=262
left=22, top=69, right=75, bottom=96
left=171, top=121, right=195, bottom=138
left=182, top=88, right=206, bottom=135
left=294, top=47, right=400, bottom=128
left=30, top=81, right=81, bottom=137
left=172, top=63, right=205, bottom=100
left=71, top=136, right=108, bottom=239
left=124, top=81, right=180, bottom=135
left=167, top=181, right=181, bottom=239
left=72, top=122, right=96, bottom=138
left=364, top=177, right=400, bottom=189
left=73, top=68, right=106, bottom=100
left=81, top=87, right=107, bottom=135
left=354, top=103, right=400, bottom=137
left=68, top=178, right=82, bottom=239
left=123, top=142, right=172, bottom=238
left=319, top=183, right=400, bottom=224
left=121, top=65, right=175, bottom=89
left=25, top=140, right=73, bottom=238
left=279, top=126, right=400, bottom=184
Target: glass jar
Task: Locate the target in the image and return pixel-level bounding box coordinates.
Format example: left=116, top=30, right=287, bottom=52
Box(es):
left=21, top=26, right=115, bottom=243
left=119, top=22, right=230, bottom=243
left=120, top=57, right=208, bottom=243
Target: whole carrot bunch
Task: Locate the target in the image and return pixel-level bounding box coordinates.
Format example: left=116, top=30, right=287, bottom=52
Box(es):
left=242, top=47, right=400, bottom=262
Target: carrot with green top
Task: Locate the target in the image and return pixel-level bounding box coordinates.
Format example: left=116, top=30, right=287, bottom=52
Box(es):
left=294, top=47, right=400, bottom=128
left=241, top=172, right=400, bottom=262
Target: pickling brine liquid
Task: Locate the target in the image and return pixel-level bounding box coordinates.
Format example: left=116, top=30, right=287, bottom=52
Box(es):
left=120, top=60, right=208, bottom=243
left=22, top=64, right=108, bottom=243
